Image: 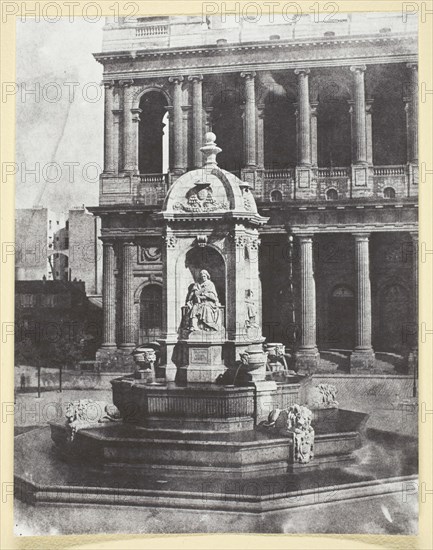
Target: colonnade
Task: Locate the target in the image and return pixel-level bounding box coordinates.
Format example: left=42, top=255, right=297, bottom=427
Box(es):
left=102, top=64, right=418, bottom=175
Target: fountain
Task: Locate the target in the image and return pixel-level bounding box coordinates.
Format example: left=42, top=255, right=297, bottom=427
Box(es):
left=47, top=133, right=368, bottom=479
left=15, top=135, right=395, bottom=514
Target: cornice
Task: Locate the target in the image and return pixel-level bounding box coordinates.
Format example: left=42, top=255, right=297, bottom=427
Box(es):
left=94, top=32, right=416, bottom=64
left=100, top=55, right=418, bottom=83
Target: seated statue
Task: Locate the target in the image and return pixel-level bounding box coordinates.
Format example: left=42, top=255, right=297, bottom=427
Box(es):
left=184, top=269, right=220, bottom=332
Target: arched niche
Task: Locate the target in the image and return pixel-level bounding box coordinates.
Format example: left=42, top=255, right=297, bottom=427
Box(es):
left=175, top=245, right=226, bottom=331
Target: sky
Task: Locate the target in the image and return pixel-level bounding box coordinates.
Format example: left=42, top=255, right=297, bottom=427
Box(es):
left=15, top=18, right=104, bottom=213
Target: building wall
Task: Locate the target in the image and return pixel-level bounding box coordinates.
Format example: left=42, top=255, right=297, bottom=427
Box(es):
left=15, top=207, right=48, bottom=280
left=66, top=208, right=102, bottom=294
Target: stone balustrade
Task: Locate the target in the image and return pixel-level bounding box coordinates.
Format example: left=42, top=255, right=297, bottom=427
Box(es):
left=99, top=165, right=417, bottom=206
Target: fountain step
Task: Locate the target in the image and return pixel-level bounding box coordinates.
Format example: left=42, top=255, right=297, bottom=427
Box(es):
left=49, top=408, right=367, bottom=479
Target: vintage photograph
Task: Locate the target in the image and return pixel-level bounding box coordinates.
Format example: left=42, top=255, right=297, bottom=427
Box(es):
left=13, top=10, right=419, bottom=536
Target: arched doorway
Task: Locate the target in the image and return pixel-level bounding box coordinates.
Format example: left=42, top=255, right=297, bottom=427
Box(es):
left=328, top=285, right=355, bottom=349
left=377, top=284, right=410, bottom=352
left=139, top=284, right=162, bottom=343
left=138, top=91, right=169, bottom=174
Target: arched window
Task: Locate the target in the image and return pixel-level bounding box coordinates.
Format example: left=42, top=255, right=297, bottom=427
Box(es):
left=326, top=188, right=338, bottom=201
left=383, top=187, right=396, bottom=199
left=140, top=285, right=162, bottom=330
left=138, top=91, right=169, bottom=174
left=211, top=91, right=243, bottom=172
left=264, top=94, right=296, bottom=169
left=270, top=189, right=283, bottom=202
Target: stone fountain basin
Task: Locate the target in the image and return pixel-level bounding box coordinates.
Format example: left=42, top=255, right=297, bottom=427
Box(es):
left=49, top=407, right=368, bottom=479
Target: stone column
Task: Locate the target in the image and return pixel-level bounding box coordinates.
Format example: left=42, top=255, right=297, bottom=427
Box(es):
left=350, top=65, right=368, bottom=165
left=294, top=69, right=311, bottom=166
left=112, top=109, right=122, bottom=174
left=256, top=104, right=265, bottom=169
left=310, top=102, right=318, bottom=167
left=405, top=63, right=418, bottom=164
left=119, top=240, right=136, bottom=350
left=101, top=240, right=116, bottom=348
left=366, top=99, right=374, bottom=165
left=169, top=76, right=184, bottom=174
left=121, top=79, right=137, bottom=173
left=103, top=81, right=115, bottom=173
left=240, top=72, right=257, bottom=168
left=188, top=75, right=203, bottom=169
left=350, top=233, right=375, bottom=369
left=295, top=234, right=319, bottom=371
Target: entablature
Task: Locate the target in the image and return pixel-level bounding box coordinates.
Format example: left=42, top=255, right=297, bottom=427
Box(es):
left=96, top=33, right=417, bottom=81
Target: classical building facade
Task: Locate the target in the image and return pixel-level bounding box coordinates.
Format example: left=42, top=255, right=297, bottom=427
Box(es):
left=90, top=14, right=418, bottom=371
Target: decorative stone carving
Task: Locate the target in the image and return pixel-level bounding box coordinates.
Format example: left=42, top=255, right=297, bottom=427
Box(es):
left=65, top=400, right=121, bottom=442
left=265, top=342, right=290, bottom=372
left=261, top=404, right=315, bottom=464
left=239, top=343, right=267, bottom=372
left=164, top=233, right=177, bottom=249
left=183, top=269, right=221, bottom=332
left=132, top=347, right=157, bottom=369
left=196, top=235, right=208, bottom=248
left=242, top=186, right=255, bottom=211
left=245, top=289, right=259, bottom=329
left=248, top=235, right=260, bottom=251
left=139, top=246, right=162, bottom=262
left=234, top=234, right=246, bottom=249
left=174, top=184, right=228, bottom=213
left=311, top=383, right=339, bottom=409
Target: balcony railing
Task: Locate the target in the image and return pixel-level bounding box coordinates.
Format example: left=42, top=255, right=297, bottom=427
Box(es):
left=373, top=165, right=406, bottom=176
left=264, top=168, right=295, bottom=179
left=136, top=25, right=169, bottom=37
left=315, top=167, right=351, bottom=178
left=139, top=173, right=168, bottom=185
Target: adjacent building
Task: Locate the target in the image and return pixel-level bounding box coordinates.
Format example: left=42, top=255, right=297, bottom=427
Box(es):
left=15, top=206, right=102, bottom=295
left=90, top=14, right=418, bottom=371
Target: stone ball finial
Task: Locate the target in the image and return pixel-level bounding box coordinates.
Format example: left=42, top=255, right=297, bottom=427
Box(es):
left=205, top=131, right=217, bottom=144
left=200, top=132, right=222, bottom=167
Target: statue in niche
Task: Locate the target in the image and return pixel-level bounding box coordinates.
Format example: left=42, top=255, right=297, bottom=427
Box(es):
left=245, top=289, right=258, bottom=328
left=184, top=269, right=221, bottom=332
